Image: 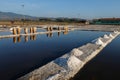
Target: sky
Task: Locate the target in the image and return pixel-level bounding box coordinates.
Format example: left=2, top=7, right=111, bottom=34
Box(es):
left=0, top=0, right=120, bottom=19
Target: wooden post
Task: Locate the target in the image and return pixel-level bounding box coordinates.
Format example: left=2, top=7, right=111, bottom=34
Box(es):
left=47, top=27, right=50, bottom=31
left=17, top=27, right=21, bottom=34
left=50, top=26, right=53, bottom=31
left=58, top=27, right=61, bottom=31
left=33, top=27, right=37, bottom=33
left=64, top=26, right=68, bottom=31
left=13, top=28, right=17, bottom=35
left=30, top=27, right=33, bottom=33
left=24, top=28, right=28, bottom=34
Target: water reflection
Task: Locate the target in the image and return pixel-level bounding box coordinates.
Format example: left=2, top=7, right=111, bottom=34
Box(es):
left=63, top=31, right=68, bottom=35
left=11, top=31, right=68, bottom=43
left=58, top=32, right=60, bottom=37
left=0, top=30, right=110, bottom=80
left=17, top=36, right=21, bottom=42
left=33, top=35, right=36, bottom=40
left=46, top=32, right=53, bottom=37
left=13, top=37, right=17, bottom=43
left=24, top=36, right=28, bottom=42
left=13, top=36, right=21, bottom=43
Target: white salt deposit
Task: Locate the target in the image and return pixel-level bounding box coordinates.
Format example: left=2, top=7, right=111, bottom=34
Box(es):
left=47, top=74, right=60, bottom=80
left=67, top=56, right=82, bottom=70
left=95, top=38, right=104, bottom=45
left=9, top=28, right=13, bottom=31
left=114, top=31, right=118, bottom=33
left=103, top=34, right=109, bottom=39
left=109, top=33, right=114, bottom=38
left=70, top=48, right=83, bottom=56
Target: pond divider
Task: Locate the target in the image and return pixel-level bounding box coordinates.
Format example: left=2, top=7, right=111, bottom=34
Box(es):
left=0, top=26, right=70, bottom=39
left=17, top=31, right=120, bottom=80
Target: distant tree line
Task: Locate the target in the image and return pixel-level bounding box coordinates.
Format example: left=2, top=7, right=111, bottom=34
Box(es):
left=38, top=18, right=87, bottom=23
left=0, top=17, right=87, bottom=24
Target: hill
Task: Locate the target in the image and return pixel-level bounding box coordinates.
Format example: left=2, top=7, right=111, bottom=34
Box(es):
left=0, top=11, right=38, bottom=20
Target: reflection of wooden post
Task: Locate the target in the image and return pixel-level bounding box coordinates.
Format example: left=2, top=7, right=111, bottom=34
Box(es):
left=25, top=36, right=28, bottom=42
left=46, top=33, right=49, bottom=37
left=30, top=35, right=33, bottom=40
left=63, top=31, right=68, bottom=35
left=33, top=35, right=36, bottom=40
left=24, top=28, right=28, bottom=34
left=30, top=27, right=33, bottom=33
left=17, top=27, right=21, bottom=34
left=58, top=32, right=60, bottom=36
left=17, top=36, right=21, bottom=42
left=13, top=28, right=17, bottom=35
left=49, top=32, right=53, bottom=37
left=13, top=37, right=17, bottom=43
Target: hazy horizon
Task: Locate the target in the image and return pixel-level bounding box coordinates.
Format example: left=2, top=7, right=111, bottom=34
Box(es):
left=0, top=0, right=120, bottom=19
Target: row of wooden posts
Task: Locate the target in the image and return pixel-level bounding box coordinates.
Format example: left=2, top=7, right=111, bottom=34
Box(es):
left=12, top=26, right=69, bottom=35
left=12, top=27, right=37, bottom=35
left=47, top=26, right=69, bottom=31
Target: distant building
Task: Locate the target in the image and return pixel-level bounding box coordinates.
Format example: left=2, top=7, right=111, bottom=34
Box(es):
left=91, top=18, right=120, bottom=25
left=85, top=20, right=90, bottom=25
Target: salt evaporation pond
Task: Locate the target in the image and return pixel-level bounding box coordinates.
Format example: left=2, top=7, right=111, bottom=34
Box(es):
left=0, top=30, right=109, bottom=80
left=72, top=35, right=120, bottom=80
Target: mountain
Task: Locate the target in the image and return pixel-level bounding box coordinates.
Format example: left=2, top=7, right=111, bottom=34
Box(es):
left=0, top=11, right=38, bottom=20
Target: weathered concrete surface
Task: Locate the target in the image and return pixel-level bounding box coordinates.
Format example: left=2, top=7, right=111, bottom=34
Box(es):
left=17, top=31, right=120, bottom=80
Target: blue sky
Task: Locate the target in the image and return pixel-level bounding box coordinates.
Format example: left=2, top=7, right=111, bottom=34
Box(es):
left=0, top=0, right=120, bottom=19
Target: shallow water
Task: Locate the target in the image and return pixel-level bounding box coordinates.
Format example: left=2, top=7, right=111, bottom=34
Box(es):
left=72, top=35, right=120, bottom=80
left=0, top=30, right=109, bottom=80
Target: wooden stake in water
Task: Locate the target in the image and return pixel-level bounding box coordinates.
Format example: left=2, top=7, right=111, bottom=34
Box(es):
left=50, top=26, right=53, bottom=31
left=33, top=27, right=37, bottom=33
left=24, top=28, right=28, bottom=34
left=47, top=27, right=50, bottom=31
left=58, top=27, right=61, bottom=31
left=13, top=28, right=17, bottom=35
left=17, top=27, right=21, bottom=34
left=30, top=27, right=33, bottom=33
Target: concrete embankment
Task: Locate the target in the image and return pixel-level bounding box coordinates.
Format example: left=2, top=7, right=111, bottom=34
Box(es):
left=16, top=31, right=119, bottom=80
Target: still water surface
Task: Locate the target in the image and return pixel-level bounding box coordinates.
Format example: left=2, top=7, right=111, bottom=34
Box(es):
left=72, top=35, right=120, bottom=80
left=0, top=30, right=109, bottom=80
